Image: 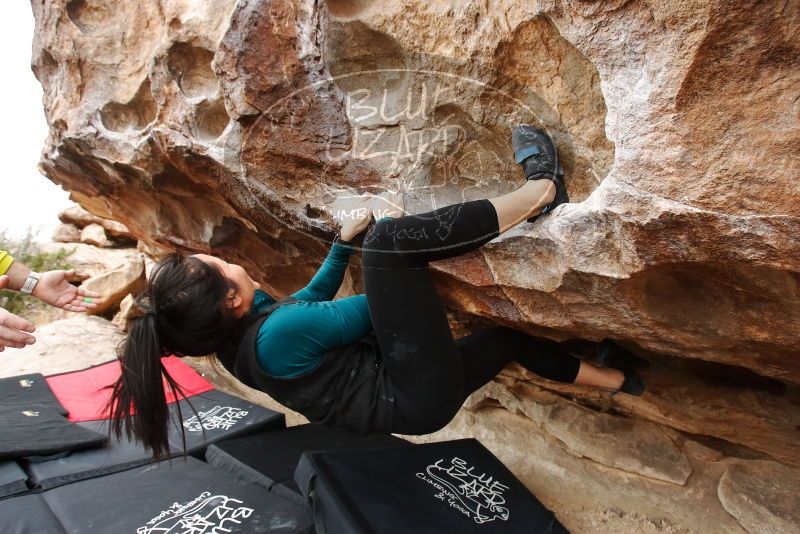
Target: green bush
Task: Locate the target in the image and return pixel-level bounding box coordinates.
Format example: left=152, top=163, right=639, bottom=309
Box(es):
left=0, top=228, right=74, bottom=315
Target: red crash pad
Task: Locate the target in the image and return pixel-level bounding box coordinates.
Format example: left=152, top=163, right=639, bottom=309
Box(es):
left=46, top=357, right=214, bottom=422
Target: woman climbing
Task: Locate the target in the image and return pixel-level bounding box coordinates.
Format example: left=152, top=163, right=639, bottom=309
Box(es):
left=109, top=126, right=644, bottom=458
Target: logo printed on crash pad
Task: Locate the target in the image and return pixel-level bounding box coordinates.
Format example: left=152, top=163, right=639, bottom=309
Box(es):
left=182, top=405, right=249, bottom=432
left=19, top=379, right=34, bottom=388
left=22, top=410, right=39, bottom=417
left=137, top=491, right=253, bottom=534
left=416, top=456, right=510, bottom=524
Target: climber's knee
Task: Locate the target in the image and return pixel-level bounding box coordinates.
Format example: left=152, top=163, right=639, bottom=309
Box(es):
left=364, top=217, right=393, bottom=249
left=362, top=218, right=401, bottom=267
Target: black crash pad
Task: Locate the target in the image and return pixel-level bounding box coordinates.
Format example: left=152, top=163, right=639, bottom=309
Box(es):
left=0, top=494, right=66, bottom=533
left=42, top=455, right=313, bottom=533
left=206, top=423, right=406, bottom=505
left=27, top=389, right=286, bottom=489
left=0, top=373, right=67, bottom=416
left=294, top=438, right=568, bottom=534
left=167, top=389, right=286, bottom=455
left=0, top=460, right=28, bottom=498
left=24, top=418, right=169, bottom=490
left=0, top=406, right=106, bottom=461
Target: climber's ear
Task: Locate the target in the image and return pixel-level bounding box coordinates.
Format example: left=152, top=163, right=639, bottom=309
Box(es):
left=225, top=287, right=242, bottom=309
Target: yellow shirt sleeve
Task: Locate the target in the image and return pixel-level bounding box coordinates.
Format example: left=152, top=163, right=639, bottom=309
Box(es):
left=0, top=250, right=14, bottom=276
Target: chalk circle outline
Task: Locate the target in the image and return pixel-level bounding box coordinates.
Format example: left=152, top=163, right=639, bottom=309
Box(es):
left=223, top=63, right=542, bottom=254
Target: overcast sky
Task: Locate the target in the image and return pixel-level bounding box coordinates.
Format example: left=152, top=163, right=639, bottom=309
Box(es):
left=1, top=2, right=73, bottom=241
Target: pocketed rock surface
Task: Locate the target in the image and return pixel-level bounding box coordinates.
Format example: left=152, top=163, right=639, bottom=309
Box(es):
left=29, top=0, right=800, bottom=531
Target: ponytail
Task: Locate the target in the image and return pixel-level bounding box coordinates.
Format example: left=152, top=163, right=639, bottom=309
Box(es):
left=108, top=301, right=177, bottom=459
left=106, top=253, right=239, bottom=459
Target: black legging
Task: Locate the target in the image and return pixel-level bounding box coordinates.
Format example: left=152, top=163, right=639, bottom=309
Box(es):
left=361, top=198, right=580, bottom=435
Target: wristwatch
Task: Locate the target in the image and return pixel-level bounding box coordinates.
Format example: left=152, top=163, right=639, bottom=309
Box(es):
left=20, top=271, right=41, bottom=295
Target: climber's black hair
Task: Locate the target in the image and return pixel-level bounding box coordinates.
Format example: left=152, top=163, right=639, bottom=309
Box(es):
left=106, top=253, right=240, bottom=459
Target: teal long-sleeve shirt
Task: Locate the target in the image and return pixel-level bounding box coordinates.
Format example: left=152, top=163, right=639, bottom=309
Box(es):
left=252, top=231, right=384, bottom=378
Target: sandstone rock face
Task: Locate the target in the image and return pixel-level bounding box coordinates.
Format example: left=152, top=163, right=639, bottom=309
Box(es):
left=717, top=459, right=800, bottom=534
left=82, top=255, right=146, bottom=315
left=111, top=293, right=134, bottom=331
left=79, top=223, right=108, bottom=247
left=31, top=0, right=800, bottom=382
left=52, top=223, right=81, bottom=243
left=40, top=242, right=143, bottom=280
left=0, top=316, right=124, bottom=377
left=30, top=0, right=800, bottom=530
left=539, top=401, right=691, bottom=485
left=59, top=205, right=135, bottom=242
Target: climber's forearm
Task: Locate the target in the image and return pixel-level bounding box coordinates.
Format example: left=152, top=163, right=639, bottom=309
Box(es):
left=291, top=240, right=356, bottom=302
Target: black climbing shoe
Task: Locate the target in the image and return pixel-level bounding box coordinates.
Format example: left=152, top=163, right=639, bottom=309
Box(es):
left=511, top=125, right=569, bottom=223
left=596, top=339, right=648, bottom=396
left=610, top=369, right=646, bottom=397
left=595, top=339, right=651, bottom=371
